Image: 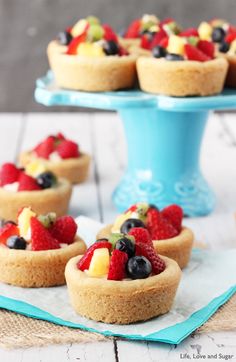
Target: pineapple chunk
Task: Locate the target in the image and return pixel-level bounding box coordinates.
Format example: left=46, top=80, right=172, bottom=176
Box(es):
left=25, top=160, right=47, bottom=178
left=88, top=248, right=110, bottom=277
left=167, top=35, right=185, bottom=55
left=18, top=207, right=36, bottom=240
left=198, top=22, right=213, bottom=40
left=71, top=19, right=88, bottom=38
left=77, top=43, right=105, bottom=57
left=111, top=211, right=132, bottom=233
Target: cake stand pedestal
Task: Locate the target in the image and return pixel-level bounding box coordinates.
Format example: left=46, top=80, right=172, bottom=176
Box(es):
left=35, top=72, right=236, bottom=216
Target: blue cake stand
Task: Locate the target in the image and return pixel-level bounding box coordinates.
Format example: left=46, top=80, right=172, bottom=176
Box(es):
left=35, top=71, right=236, bottom=216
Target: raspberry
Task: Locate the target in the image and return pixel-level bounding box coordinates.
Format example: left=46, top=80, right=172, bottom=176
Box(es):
left=128, top=227, right=152, bottom=244
left=197, top=40, right=214, bottom=59
left=147, top=208, right=178, bottom=240
left=107, top=249, right=128, bottom=280
left=0, top=163, right=20, bottom=187
left=180, top=28, right=199, bottom=37
left=124, top=19, right=141, bottom=39
left=30, top=217, right=60, bottom=251
left=34, top=136, right=55, bottom=159
left=18, top=173, right=42, bottom=191
left=77, top=241, right=112, bottom=271
left=66, top=32, right=87, bottom=55
left=0, top=223, right=19, bottom=245
left=135, top=242, right=165, bottom=274
left=184, top=44, right=211, bottom=62
left=161, top=204, right=183, bottom=233
left=57, top=140, right=79, bottom=159
left=49, top=216, right=77, bottom=244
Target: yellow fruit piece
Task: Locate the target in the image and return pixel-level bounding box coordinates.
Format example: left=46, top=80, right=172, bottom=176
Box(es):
left=228, top=40, right=236, bottom=55
left=198, top=22, right=213, bottom=40
left=25, top=160, right=47, bottom=178
left=71, top=19, right=88, bottom=38
left=111, top=211, right=132, bottom=233
left=167, top=35, right=185, bottom=55
left=88, top=248, right=110, bottom=277
left=18, top=207, right=36, bottom=240
left=77, top=43, right=105, bottom=57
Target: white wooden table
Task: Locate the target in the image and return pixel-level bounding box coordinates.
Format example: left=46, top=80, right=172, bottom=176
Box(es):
left=0, top=111, right=236, bottom=361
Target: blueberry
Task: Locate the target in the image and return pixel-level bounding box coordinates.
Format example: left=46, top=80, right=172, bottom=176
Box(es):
left=57, top=31, right=73, bottom=46
left=152, top=45, right=166, bottom=58
left=120, top=218, right=146, bottom=234
left=7, top=236, right=27, bottom=250
left=127, top=256, right=152, bottom=279
left=115, top=237, right=135, bottom=258
left=212, top=27, right=226, bottom=43
left=103, top=40, right=119, bottom=55
left=37, top=172, right=57, bottom=189
left=219, top=41, right=230, bottom=53
left=165, top=53, right=184, bottom=61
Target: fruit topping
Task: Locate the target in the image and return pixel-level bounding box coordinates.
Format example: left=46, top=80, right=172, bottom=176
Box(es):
left=126, top=256, right=152, bottom=279
left=30, top=217, right=60, bottom=251
left=146, top=206, right=179, bottom=240
left=128, top=227, right=152, bottom=245
left=115, top=237, right=135, bottom=258
left=184, top=43, right=210, bottom=61
left=6, top=236, right=27, bottom=250
left=66, top=32, right=87, bottom=55
left=167, top=35, right=185, bottom=55
left=77, top=241, right=112, bottom=271
left=152, top=45, right=167, bottom=58
left=0, top=223, right=19, bottom=245
left=211, top=27, right=226, bottom=43
left=34, top=136, right=55, bottom=159
left=198, top=22, right=213, bottom=40
left=135, top=242, right=165, bottom=274
left=161, top=204, right=183, bottom=233
left=124, top=19, right=141, bottom=39
left=120, top=218, right=146, bottom=234
left=18, top=173, right=42, bottom=191
left=107, top=249, right=128, bottom=281
left=18, top=207, right=36, bottom=240
left=197, top=40, right=214, bottom=58
left=103, top=40, right=119, bottom=55
left=0, top=163, right=21, bottom=187
left=165, top=53, right=184, bottom=61
left=49, top=215, right=78, bottom=244
left=36, top=171, right=57, bottom=189
left=57, top=139, right=80, bottom=159
left=88, top=248, right=110, bottom=277
left=87, top=24, right=104, bottom=42
left=25, top=160, right=47, bottom=178
left=37, top=212, right=56, bottom=229
left=180, top=28, right=199, bottom=37
left=219, top=42, right=230, bottom=53
left=57, top=31, right=73, bottom=46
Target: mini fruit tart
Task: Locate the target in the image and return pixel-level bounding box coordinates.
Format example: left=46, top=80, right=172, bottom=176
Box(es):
left=198, top=19, right=236, bottom=87
left=97, top=203, right=194, bottom=269
left=0, top=162, right=72, bottom=221
left=47, top=16, right=137, bottom=92
left=0, top=207, right=86, bottom=287
left=137, top=31, right=228, bottom=96
left=19, top=133, right=90, bottom=184
left=65, top=229, right=181, bottom=324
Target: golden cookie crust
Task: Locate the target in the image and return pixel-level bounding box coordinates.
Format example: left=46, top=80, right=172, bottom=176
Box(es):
left=65, top=254, right=181, bottom=324
left=218, top=53, right=236, bottom=87
left=0, top=178, right=72, bottom=222
left=97, top=225, right=194, bottom=269
left=137, top=57, right=228, bottom=96
left=19, top=151, right=91, bottom=185
left=0, top=236, right=86, bottom=287
left=47, top=41, right=137, bottom=92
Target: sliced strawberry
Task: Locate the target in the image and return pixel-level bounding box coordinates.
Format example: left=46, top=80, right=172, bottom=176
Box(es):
left=56, top=132, right=66, bottom=141
left=135, top=242, right=165, bottom=274
left=118, top=46, right=129, bottom=56
left=18, top=173, right=42, bottom=192
left=128, top=227, right=152, bottom=245
left=66, top=32, right=87, bottom=55
left=49, top=216, right=77, bottom=244
left=161, top=204, right=183, bottom=233
left=107, top=249, right=128, bottom=280
left=197, top=40, right=214, bottom=59
left=103, top=24, right=118, bottom=42
left=225, top=33, right=236, bottom=44
left=57, top=140, right=79, bottom=159
left=140, top=34, right=152, bottom=50
left=180, top=28, right=199, bottom=37
left=125, top=204, right=138, bottom=213
left=0, top=223, right=19, bottom=245
left=31, top=217, right=60, bottom=251
left=34, top=136, right=55, bottom=159
left=150, top=29, right=167, bottom=48
left=147, top=208, right=178, bottom=240
left=160, top=18, right=174, bottom=27
left=0, top=163, right=20, bottom=187
left=77, top=241, right=112, bottom=271
left=184, top=44, right=211, bottom=62
left=158, top=36, right=169, bottom=48
left=124, top=19, right=141, bottom=39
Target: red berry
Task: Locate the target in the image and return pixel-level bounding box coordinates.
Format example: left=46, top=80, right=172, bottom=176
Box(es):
left=150, top=29, right=167, bottom=48
left=125, top=204, right=137, bottom=213
left=118, top=46, right=129, bottom=56
left=31, top=217, right=60, bottom=251
left=77, top=241, right=112, bottom=271
left=225, top=33, right=236, bottom=44
left=34, top=136, right=55, bottom=159
left=128, top=227, right=152, bottom=244
left=66, top=31, right=87, bottom=55
left=103, top=24, right=118, bottom=42
left=18, top=173, right=42, bottom=191
left=107, top=249, right=128, bottom=280
left=161, top=204, right=183, bottom=233
left=0, top=163, right=20, bottom=187
left=180, top=28, right=199, bottom=37
left=124, top=19, right=141, bottom=39
left=197, top=40, right=214, bottom=59
left=56, top=132, right=66, bottom=141
left=0, top=223, right=19, bottom=245
left=135, top=242, right=165, bottom=274
left=57, top=140, right=79, bottom=159
left=141, top=34, right=152, bottom=50
left=49, top=216, right=77, bottom=244
left=184, top=44, right=211, bottom=62
left=147, top=208, right=178, bottom=240
left=160, top=18, right=174, bottom=26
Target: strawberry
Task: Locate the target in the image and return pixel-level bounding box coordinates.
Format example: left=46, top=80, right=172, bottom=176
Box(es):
left=135, top=242, right=165, bottom=274
left=34, top=136, right=55, bottom=159
left=0, top=163, right=20, bottom=187
left=128, top=227, right=152, bottom=245
left=125, top=204, right=137, bottom=213
left=31, top=217, right=60, bottom=251
left=147, top=208, right=178, bottom=240
left=124, top=19, right=141, bottom=39
left=103, top=24, right=118, bottom=42
left=0, top=223, right=19, bottom=245
left=141, top=34, right=152, bottom=50
left=184, top=44, right=211, bottom=62
left=77, top=241, right=112, bottom=271
left=66, top=32, right=87, bottom=55
left=118, top=46, right=129, bottom=56
left=160, top=18, right=174, bottom=26
left=161, top=204, right=183, bottom=233
left=18, top=173, right=42, bottom=191
left=49, top=216, right=77, bottom=244
left=225, top=33, right=236, bottom=44
left=150, top=29, right=167, bottom=48
left=56, top=132, right=65, bottom=141
left=197, top=40, right=214, bottom=59
left=107, top=249, right=128, bottom=280
left=180, top=28, right=199, bottom=37
left=57, top=140, right=79, bottom=159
